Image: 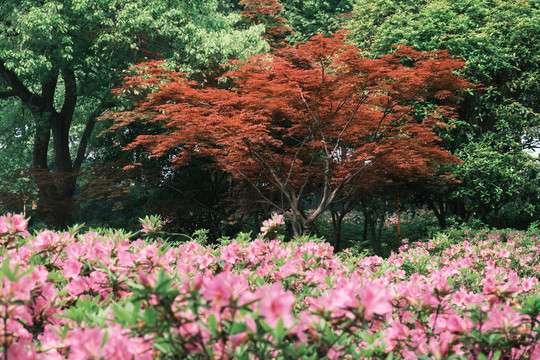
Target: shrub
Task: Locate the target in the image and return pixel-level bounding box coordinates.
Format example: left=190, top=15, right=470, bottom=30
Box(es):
left=1, top=213, right=539, bottom=359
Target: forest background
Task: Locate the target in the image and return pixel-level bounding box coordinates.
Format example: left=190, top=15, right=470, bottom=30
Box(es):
left=0, top=0, right=538, bottom=256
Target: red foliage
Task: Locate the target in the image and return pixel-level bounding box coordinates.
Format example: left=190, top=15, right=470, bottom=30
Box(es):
left=240, top=0, right=292, bottom=47
left=106, top=33, right=471, bottom=235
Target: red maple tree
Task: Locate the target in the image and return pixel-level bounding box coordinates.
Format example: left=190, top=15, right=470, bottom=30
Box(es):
left=240, top=0, right=292, bottom=47
left=106, top=33, right=470, bottom=236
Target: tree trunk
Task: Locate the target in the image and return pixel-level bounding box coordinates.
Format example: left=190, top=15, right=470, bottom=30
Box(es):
left=332, top=211, right=343, bottom=252
left=428, top=198, right=447, bottom=230
left=330, top=200, right=358, bottom=252
left=362, top=213, right=368, bottom=243
left=0, top=63, right=88, bottom=229
left=369, top=217, right=380, bottom=253
left=32, top=111, right=77, bottom=229
left=290, top=207, right=303, bottom=238
left=34, top=170, right=76, bottom=228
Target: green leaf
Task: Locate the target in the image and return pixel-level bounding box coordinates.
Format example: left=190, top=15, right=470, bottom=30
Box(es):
left=491, top=350, right=502, bottom=360
left=274, top=317, right=285, bottom=340
left=207, top=313, right=219, bottom=336
left=112, top=301, right=140, bottom=325
left=143, top=306, right=157, bottom=326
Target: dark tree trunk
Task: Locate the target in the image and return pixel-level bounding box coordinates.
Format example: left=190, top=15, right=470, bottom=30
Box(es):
left=34, top=170, right=77, bottom=229
left=0, top=61, right=105, bottom=229
left=330, top=200, right=359, bottom=252
left=428, top=197, right=447, bottom=230
left=32, top=110, right=77, bottom=229
left=369, top=217, right=380, bottom=253
left=330, top=207, right=344, bottom=252
left=362, top=213, right=368, bottom=243
left=361, top=198, right=387, bottom=254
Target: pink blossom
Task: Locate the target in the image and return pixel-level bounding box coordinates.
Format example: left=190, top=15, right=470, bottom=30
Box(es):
left=38, top=325, right=66, bottom=353
left=260, top=213, right=285, bottom=237
left=427, top=332, right=453, bottom=359
left=358, top=280, right=392, bottom=320
left=103, top=327, right=153, bottom=360
left=62, top=259, right=84, bottom=279
left=141, top=219, right=152, bottom=233
left=202, top=271, right=249, bottom=309
left=2, top=272, right=35, bottom=302
left=6, top=341, right=37, bottom=360
left=33, top=230, right=62, bottom=252
left=67, top=327, right=105, bottom=360
left=0, top=213, right=30, bottom=236
left=443, top=313, right=474, bottom=333
left=482, top=305, right=525, bottom=332
left=256, top=282, right=295, bottom=328
left=220, top=241, right=245, bottom=264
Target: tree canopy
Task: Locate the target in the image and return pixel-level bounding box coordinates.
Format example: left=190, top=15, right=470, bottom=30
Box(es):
left=0, top=0, right=268, bottom=227
left=348, top=0, right=540, bottom=226
left=107, top=33, right=470, bottom=235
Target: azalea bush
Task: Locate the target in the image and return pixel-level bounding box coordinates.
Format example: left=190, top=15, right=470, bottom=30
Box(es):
left=1, top=213, right=540, bottom=359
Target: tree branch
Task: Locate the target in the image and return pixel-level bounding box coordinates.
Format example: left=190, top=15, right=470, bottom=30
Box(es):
left=0, top=90, right=16, bottom=98
left=60, top=67, right=77, bottom=122
left=74, top=101, right=114, bottom=171
left=0, top=59, right=43, bottom=112
left=41, top=69, right=59, bottom=112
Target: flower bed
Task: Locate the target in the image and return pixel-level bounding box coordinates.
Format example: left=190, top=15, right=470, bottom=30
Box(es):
left=1, top=214, right=540, bottom=359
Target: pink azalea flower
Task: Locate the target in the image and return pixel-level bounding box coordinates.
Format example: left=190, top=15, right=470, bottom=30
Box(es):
left=0, top=216, right=8, bottom=233
left=67, top=276, right=90, bottom=297
left=0, top=213, right=30, bottom=236
left=443, top=313, right=474, bottom=333
left=103, top=327, right=153, bottom=360
left=482, top=305, right=525, bottom=332
left=202, top=271, right=249, bottom=309
left=256, top=282, right=295, bottom=328
left=531, top=343, right=540, bottom=360
left=33, top=231, right=62, bottom=252
left=358, top=280, right=392, bottom=320
left=220, top=241, right=245, bottom=264
left=244, top=314, right=257, bottom=332
left=140, top=219, right=152, bottom=233
left=229, top=331, right=249, bottom=348
left=2, top=272, right=35, bottom=302
left=62, top=259, right=84, bottom=279
left=38, top=325, right=66, bottom=354
left=7, top=341, right=37, bottom=360
left=427, top=332, right=453, bottom=359
left=67, top=327, right=105, bottom=360
left=260, top=213, right=285, bottom=236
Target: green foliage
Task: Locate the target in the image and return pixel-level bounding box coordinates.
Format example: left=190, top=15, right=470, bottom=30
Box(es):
left=281, top=0, right=353, bottom=42
left=450, top=138, right=539, bottom=225
left=0, top=0, right=267, bottom=83
left=0, top=98, right=37, bottom=215
left=0, top=0, right=269, bottom=228
left=348, top=0, right=540, bottom=228
left=349, top=0, right=540, bottom=144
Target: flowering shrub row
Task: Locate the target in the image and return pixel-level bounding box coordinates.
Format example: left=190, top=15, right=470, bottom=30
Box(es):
left=1, top=213, right=540, bottom=359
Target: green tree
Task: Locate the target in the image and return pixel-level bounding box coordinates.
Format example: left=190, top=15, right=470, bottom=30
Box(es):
left=348, top=0, right=540, bottom=227
left=0, top=0, right=267, bottom=228
left=281, top=0, right=353, bottom=42
left=449, top=138, right=539, bottom=227
left=0, top=99, right=35, bottom=215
